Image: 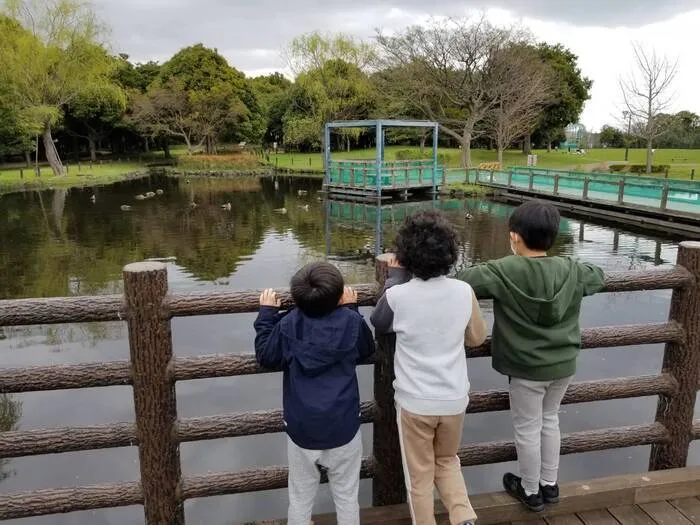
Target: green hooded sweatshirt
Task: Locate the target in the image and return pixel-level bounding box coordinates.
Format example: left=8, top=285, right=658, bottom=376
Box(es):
left=456, top=256, right=605, bottom=381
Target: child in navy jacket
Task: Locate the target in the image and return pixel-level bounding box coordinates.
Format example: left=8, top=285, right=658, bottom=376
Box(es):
left=254, top=262, right=375, bottom=525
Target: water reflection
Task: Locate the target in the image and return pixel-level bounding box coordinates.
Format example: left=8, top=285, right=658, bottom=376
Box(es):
left=0, top=394, right=22, bottom=483
left=0, top=174, right=683, bottom=524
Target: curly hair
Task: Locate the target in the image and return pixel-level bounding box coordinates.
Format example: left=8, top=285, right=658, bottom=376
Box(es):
left=395, top=210, right=459, bottom=280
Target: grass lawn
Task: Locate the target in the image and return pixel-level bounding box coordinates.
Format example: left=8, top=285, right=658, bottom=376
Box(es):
left=270, top=147, right=700, bottom=180
left=0, top=162, right=148, bottom=192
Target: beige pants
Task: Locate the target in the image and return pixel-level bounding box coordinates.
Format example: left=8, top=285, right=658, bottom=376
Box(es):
left=396, top=405, right=477, bottom=525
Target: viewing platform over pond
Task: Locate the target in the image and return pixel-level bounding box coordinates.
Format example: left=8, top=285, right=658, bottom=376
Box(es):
left=323, top=119, right=460, bottom=200
left=0, top=243, right=699, bottom=524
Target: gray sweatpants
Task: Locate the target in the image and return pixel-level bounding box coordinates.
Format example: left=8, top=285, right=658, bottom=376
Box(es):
left=287, top=431, right=362, bottom=525
left=509, top=376, right=573, bottom=496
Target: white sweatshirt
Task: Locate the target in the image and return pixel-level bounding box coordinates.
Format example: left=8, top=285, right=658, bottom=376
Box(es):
left=371, top=269, right=486, bottom=416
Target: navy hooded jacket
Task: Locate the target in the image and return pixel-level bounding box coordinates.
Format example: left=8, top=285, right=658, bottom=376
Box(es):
left=254, top=303, right=375, bottom=450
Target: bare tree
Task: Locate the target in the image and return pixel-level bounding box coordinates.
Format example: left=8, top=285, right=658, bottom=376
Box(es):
left=620, top=44, right=678, bottom=173
left=486, top=45, right=553, bottom=165
left=376, top=18, right=521, bottom=168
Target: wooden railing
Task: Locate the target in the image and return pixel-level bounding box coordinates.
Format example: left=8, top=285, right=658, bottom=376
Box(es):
left=469, top=168, right=700, bottom=216
left=0, top=242, right=699, bottom=524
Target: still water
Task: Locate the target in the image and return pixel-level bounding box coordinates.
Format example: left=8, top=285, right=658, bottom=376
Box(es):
left=0, top=174, right=692, bottom=524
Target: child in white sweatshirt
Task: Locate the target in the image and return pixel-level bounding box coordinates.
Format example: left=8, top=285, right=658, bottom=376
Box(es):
left=371, top=210, right=487, bottom=525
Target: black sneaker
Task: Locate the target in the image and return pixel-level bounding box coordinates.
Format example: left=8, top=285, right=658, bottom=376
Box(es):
left=540, top=483, right=559, bottom=504
left=503, top=473, right=545, bottom=512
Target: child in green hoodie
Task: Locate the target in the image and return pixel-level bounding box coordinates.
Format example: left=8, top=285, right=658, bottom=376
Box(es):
left=457, top=200, right=605, bottom=513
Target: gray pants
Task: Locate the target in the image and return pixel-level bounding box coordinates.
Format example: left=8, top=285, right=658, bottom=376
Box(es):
left=287, top=431, right=362, bottom=525
left=509, top=376, right=573, bottom=495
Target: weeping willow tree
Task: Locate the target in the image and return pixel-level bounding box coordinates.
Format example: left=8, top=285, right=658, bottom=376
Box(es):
left=0, top=0, right=115, bottom=176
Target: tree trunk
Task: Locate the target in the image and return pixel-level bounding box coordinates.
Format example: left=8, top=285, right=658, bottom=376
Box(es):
left=88, top=136, right=97, bottom=162
left=547, top=141, right=552, bottom=153
left=163, top=140, right=171, bottom=159
left=42, top=123, right=65, bottom=176
left=184, top=136, right=193, bottom=155
left=420, top=132, right=427, bottom=155
left=646, top=138, right=653, bottom=174
left=144, top=137, right=150, bottom=153
left=51, top=189, right=67, bottom=238
left=461, top=131, right=472, bottom=169
left=346, top=136, right=350, bottom=152
left=24, top=151, right=31, bottom=168
left=523, top=133, right=532, bottom=155
left=498, top=148, right=504, bottom=165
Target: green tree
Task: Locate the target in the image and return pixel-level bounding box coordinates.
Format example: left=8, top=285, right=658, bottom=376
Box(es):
left=530, top=43, right=592, bottom=152
left=155, top=44, right=258, bottom=151
left=0, top=0, right=115, bottom=176
left=129, top=78, right=197, bottom=153
left=114, top=55, right=160, bottom=93
left=284, top=32, right=376, bottom=161
left=376, top=19, right=517, bottom=168
left=599, top=125, right=625, bottom=148
left=65, top=82, right=127, bottom=161
left=249, top=73, right=293, bottom=145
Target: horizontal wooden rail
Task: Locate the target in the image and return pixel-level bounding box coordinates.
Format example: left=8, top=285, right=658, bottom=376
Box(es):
left=0, top=323, right=682, bottom=394
left=458, top=423, right=669, bottom=467
left=467, top=373, right=677, bottom=414
left=0, top=460, right=376, bottom=520
left=0, top=360, right=132, bottom=392
left=0, top=480, right=143, bottom=520
left=181, top=458, right=376, bottom=500
left=165, top=284, right=378, bottom=318
left=1, top=423, right=664, bottom=520
left=174, top=402, right=377, bottom=443
left=0, top=269, right=691, bottom=328
left=0, top=376, right=675, bottom=459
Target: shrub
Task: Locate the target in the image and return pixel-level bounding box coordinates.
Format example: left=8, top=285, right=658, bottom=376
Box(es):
left=629, top=164, right=670, bottom=174
left=394, top=149, right=448, bottom=164
left=608, top=164, right=626, bottom=172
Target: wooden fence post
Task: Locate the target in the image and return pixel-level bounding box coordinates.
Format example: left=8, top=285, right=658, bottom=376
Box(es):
left=507, top=169, right=513, bottom=188
left=124, top=262, right=184, bottom=525
left=553, top=175, right=560, bottom=196
left=583, top=177, right=590, bottom=200
left=372, top=254, right=406, bottom=507
left=617, top=180, right=625, bottom=205
left=649, top=242, right=700, bottom=471
left=528, top=173, right=534, bottom=191
left=660, top=184, right=670, bottom=211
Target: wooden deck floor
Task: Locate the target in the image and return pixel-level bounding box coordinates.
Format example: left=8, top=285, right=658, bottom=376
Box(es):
left=500, top=497, right=700, bottom=524
left=291, top=467, right=700, bottom=525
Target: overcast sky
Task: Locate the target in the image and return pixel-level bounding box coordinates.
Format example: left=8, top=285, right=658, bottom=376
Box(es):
left=94, top=0, right=700, bottom=131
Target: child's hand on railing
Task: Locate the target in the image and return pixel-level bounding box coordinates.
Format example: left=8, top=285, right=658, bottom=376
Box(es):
left=387, top=254, right=403, bottom=268
left=260, top=289, right=281, bottom=308
left=339, top=286, right=358, bottom=306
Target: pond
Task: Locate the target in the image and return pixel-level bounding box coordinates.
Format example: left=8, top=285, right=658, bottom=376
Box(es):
left=0, top=174, right=692, bottom=524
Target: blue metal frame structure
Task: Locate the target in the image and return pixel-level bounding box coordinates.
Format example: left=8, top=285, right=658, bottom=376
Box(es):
left=324, top=119, right=441, bottom=197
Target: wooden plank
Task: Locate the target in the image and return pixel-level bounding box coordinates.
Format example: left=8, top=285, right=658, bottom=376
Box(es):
left=546, top=515, right=584, bottom=525
left=577, top=509, right=621, bottom=525
left=608, top=505, right=657, bottom=525
left=669, top=498, right=700, bottom=524
left=639, top=501, right=693, bottom=525
left=296, top=468, right=700, bottom=525
left=513, top=519, right=548, bottom=525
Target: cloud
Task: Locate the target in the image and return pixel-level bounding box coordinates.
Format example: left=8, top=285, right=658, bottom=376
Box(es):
left=92, top=0, right=700, bottom=129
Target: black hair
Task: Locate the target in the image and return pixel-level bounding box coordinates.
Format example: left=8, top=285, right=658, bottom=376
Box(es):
left=290, top=262, right=344, bottom=317
left=508, top=200, right=561, bottom=251
left=395, top=210, right=458, bottom=280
